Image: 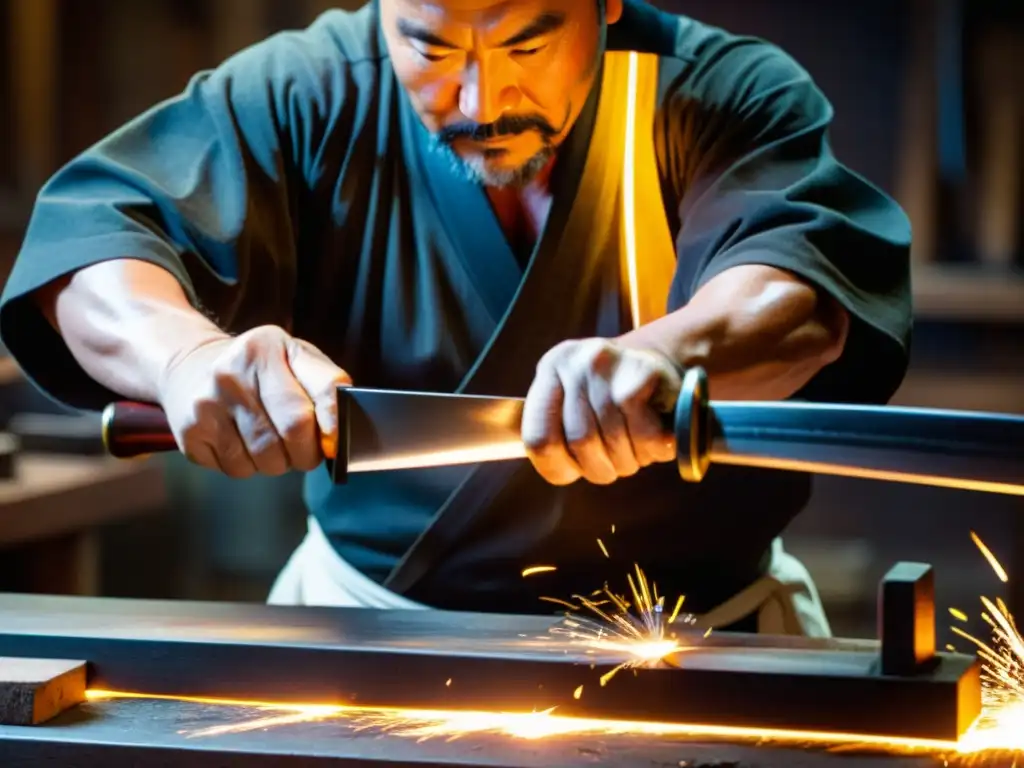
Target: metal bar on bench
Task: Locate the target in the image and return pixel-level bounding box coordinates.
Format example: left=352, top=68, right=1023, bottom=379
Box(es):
left=0, top=591, right=980, bottom=741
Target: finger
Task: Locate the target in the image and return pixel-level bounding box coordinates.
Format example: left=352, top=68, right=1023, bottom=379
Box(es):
left=210, top=410, right=259, bottom=479
left=210, top=367, right=289, bottom=477
left=286, top=339, right=353, bottom=460
left=587, top=373, right=640, bottom=478
left=611, top=357, right=676, bottom=466
left=522, top=364, right=582, bottom=486
left=562, top=371, right=618, bottom=485
left=177, top=401, right=253, bottom=476
left=232, top=398, right=290, bottom=476
left=181, top=440, right=220, bottom=472
left=265, top=397, right=319, bottom=472
left=257, top=361, right=322, bottom=473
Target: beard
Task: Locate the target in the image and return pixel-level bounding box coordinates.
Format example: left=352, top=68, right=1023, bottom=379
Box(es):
left=426, top=111, right=565, bottom=188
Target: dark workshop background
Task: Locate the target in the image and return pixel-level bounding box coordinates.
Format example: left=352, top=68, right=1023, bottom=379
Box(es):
left=0, top=0, right=1021, bottom=642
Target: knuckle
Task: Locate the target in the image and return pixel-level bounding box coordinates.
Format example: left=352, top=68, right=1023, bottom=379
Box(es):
left=279, top=410, right=317, bottom=442
left=213, top=431, right=247, bottom=463
left=180, top=401, right=218, bottom=441
left=580, top=339, right=615, bottom=373
left=565, top=430, right=597, bottom=451
left=591, top=393, right=618, bottom=424
left=539, top=338, right=582, bottom=368
left=238, top=326, right=288, bottom=364
left=523, top=431, right=557, bottom=456
left=179, top=422, right=204, bottom=452
left=612, top=377, right=650, bottom=409
left=312, top=380, right=341, bottom=406
left=246, top=428, right=282, bottom=458
left=211, top=368, right=246, bottom=399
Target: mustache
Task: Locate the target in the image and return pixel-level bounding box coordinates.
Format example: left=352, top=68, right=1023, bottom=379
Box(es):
left=436, top=114, right=558, bottom=144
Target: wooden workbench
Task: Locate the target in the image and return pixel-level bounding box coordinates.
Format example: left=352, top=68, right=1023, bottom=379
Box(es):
left=0, top=453, right=167, bottom=595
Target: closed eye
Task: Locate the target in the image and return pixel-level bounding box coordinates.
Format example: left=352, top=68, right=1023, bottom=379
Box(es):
left=411, top=44, right=452, bottom=63
left=512, top=44, right=547, bottom=58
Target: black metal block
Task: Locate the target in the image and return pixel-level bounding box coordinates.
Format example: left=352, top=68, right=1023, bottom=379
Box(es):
left=878, top=562, right=937, bottom=677
left=0, top=592, right=983, bottom=742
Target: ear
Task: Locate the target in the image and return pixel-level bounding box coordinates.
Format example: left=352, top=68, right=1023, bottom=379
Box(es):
left=605, top=0, right=624, bottom=25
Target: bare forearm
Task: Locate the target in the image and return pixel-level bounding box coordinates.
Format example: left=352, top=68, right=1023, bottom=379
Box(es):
left=618, top=265, right=849, bottom=401
left=35, top=259, right=227, bottom=403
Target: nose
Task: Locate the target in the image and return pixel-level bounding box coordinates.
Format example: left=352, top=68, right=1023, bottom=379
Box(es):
left=458, top=54, right=521, bottom=124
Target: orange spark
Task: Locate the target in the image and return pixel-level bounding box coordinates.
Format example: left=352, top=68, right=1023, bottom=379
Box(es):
left=522, top=566, right=557, bottom=577
left=971, top=531, right=1009, bottom=583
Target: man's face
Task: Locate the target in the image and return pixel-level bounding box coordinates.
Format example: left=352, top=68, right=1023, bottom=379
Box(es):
left=381, top=0, right=622, bottom=188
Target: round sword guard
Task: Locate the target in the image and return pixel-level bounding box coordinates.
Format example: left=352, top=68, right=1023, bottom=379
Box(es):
left=674, top=367, right=711, bottom=483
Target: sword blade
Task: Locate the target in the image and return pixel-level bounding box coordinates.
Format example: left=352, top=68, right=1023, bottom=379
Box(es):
left=708, top=400, right=1024, bottom=496
left=338, top=389, right=527, bottom=477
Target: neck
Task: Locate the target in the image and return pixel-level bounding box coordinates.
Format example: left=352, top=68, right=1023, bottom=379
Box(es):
left=486, top=156, right=557, bottom=247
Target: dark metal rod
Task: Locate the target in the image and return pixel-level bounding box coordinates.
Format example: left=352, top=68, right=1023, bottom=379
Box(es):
left=674, top=368, right=1024, bottom=496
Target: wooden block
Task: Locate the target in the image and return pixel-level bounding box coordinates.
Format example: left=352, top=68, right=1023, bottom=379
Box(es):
left=878, top=562, right=937, bottom=676
left=0, top=657, right=86, bottom=725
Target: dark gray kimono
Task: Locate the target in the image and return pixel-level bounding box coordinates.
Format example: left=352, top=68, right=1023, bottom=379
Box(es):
left=0, top=0, right=912, bottom=616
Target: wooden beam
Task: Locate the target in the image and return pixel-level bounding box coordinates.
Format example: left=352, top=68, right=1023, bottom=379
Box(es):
left=0, top=657, right=86, bottom=725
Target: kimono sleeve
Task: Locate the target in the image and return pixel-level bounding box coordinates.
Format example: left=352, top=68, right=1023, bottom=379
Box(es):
left=661, top=36, right=913, bottom=405
left=0, top=19, right=352, bottom=411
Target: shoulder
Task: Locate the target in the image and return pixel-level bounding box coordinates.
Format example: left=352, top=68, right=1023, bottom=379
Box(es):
left=274, top=4, right=387, bottom=71
left=199, top=4, right=388, bottom=106
left=610, top=1, right=831, bottom=129
left=671, top=19, right=829, bottom=126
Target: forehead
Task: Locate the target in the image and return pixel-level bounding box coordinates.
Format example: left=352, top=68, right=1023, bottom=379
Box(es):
left=389, top=0, right=576, bottom=28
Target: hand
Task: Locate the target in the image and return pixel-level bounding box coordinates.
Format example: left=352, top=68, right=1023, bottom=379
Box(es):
left=157, top=325, right=351, bottom=478
left=522, top=339, right=684, bottom=486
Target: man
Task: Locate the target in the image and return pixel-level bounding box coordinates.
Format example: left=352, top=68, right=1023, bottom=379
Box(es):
left=0, top=0, right=911, bottom=634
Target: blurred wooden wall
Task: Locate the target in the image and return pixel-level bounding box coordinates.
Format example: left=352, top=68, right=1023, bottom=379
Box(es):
left=0, top=0, right=363, bottom=274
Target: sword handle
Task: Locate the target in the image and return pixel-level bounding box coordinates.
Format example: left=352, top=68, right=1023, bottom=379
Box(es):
left=101, top=402, right=177, bottom=459
left=101, top=401, right=336, bottom=461
left=673, top=368, right=713, bottom=482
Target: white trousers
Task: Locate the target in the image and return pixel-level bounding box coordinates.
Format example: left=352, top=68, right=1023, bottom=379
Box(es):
left=268, top=516, right=832, bottom=637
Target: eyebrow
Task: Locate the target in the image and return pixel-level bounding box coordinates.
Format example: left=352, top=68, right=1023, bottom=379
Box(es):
left=396, top=11, right=566, bottom=50
left=396, top=18, right=458, bottom=49
left=499, top=12, right=566, bottom=48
